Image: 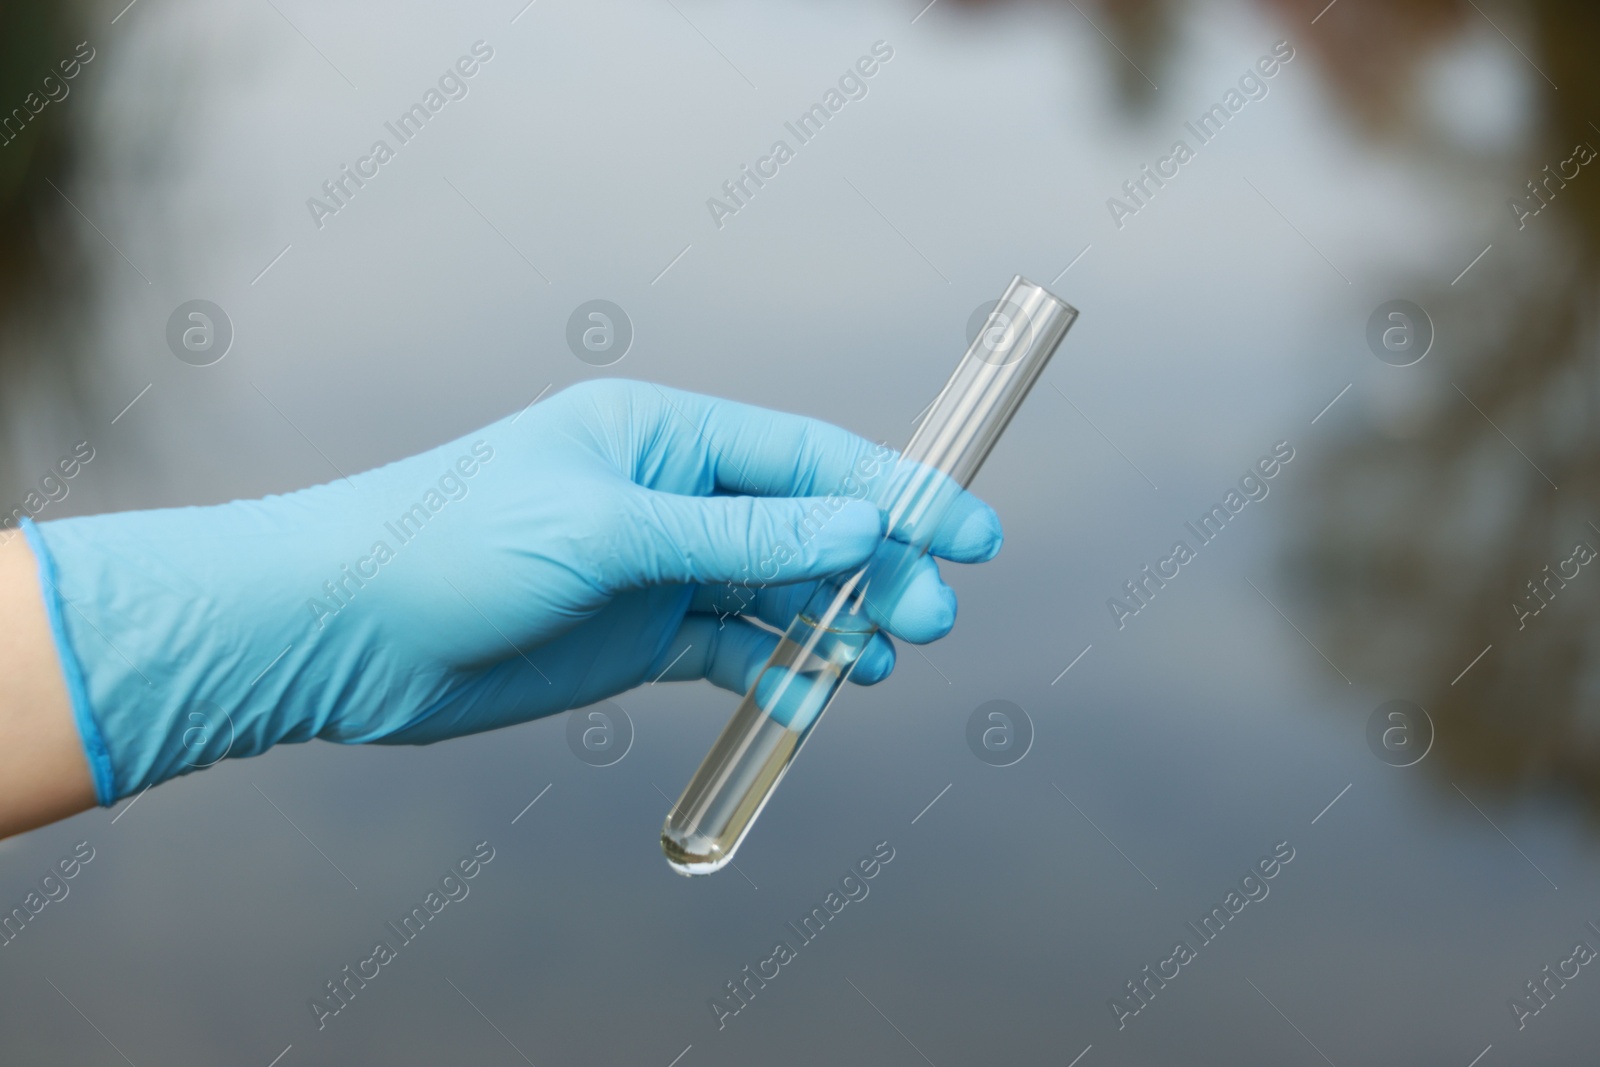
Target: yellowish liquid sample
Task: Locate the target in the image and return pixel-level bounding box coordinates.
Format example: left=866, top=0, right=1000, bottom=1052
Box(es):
left=661, top=614, right=871, bottom=875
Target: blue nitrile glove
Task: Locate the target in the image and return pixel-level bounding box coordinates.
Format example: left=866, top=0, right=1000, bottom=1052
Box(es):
left=25, top=380, right=1004, bottom=805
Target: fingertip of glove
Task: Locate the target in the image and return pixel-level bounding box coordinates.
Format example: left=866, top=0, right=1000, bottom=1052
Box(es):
left=851, top=635, right=895, bottom=685
left=886, top=565, right=957, bottom=644
left=955, top=504, right=1004, bottom=562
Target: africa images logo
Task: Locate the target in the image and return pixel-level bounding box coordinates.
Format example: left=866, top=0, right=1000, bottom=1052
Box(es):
left=704, top=41, right=894, bottom=230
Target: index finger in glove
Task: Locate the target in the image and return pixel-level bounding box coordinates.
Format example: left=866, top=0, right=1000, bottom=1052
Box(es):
left=620, top=382, right=1004, bottom=563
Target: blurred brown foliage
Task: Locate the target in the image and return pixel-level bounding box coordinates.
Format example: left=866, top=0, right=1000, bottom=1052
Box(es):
left=1289, top=0, right=1600, bottom=813
left=0, top=2, right=88, bottom=324
left=1068, top=0, right=1600, bottom=809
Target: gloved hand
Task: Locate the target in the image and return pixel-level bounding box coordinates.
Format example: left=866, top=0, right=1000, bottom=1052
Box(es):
left=26, top=380, right=1003, bottom=805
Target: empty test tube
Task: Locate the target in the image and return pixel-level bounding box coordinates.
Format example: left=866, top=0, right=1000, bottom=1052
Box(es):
left=660, top=276, right=1079, bottom=875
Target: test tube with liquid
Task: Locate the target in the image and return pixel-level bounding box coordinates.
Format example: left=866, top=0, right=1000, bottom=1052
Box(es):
left=661, top=276, right=1079, bottom=875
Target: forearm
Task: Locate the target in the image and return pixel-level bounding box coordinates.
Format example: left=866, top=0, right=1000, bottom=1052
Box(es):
left=0, top=531, right=95, bottom=837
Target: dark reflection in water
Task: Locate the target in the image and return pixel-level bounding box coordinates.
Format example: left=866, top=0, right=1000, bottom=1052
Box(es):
left=0, top=4, right=84, bottom=310
left=1072, top=0, right=1173, bottom=110
left=1278, top=0, right=1600, bottom=813
left=0, top=2, right=95, bottom=483
left=959, top=0, right=1600, bottom=815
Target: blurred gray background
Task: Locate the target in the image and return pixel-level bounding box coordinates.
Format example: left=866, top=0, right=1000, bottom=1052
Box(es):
left=1, top=0, right=1597, bottom=1063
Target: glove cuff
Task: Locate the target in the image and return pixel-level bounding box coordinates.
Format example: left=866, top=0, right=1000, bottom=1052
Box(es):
left=21, top=517, right=116, bottom=806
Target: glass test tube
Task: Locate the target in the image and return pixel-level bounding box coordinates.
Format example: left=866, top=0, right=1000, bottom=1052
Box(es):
left=660, top=276, right=1079, bottom=875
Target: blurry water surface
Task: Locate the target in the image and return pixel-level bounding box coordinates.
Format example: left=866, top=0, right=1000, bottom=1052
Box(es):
left=2, top=0, right=1598, bottom=1063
